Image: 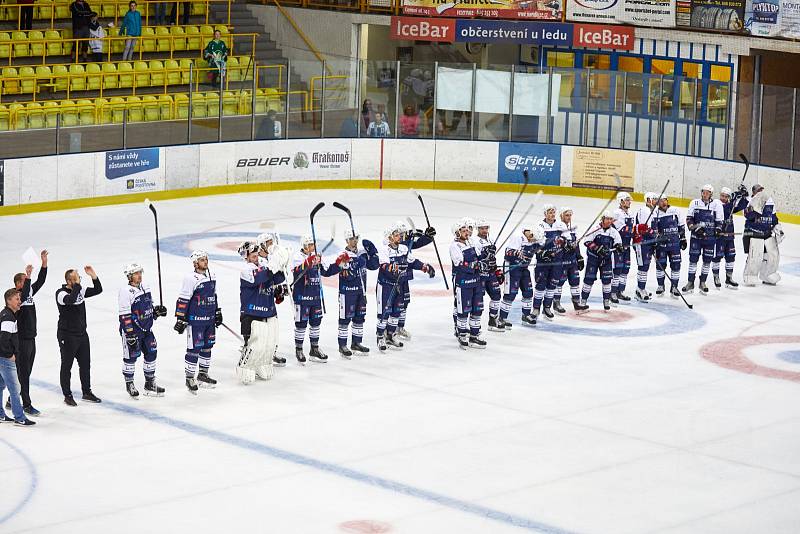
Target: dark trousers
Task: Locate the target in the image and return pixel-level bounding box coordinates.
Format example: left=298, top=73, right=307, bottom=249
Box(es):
left=20, top=6, right=33, bottom=30
left=58, top=333, right=91, bottom=397
left=16, top=338, right=36, bottom=407
left=169, top=2, right=190, bottom=25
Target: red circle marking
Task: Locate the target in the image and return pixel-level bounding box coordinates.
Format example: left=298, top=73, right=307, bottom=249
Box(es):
left=217, top=240, right=241, bottom=251
left=569, top=309, right=635, bottom=323
left=700, top=335, right=800, bottom=383
left=339, top=520, right=392, bottom=533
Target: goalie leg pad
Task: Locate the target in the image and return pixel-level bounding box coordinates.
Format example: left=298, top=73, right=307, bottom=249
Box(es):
left=237, top=318, right=278, bottom=383
left=760, top=236, right=781, bottom=285
left=743, top=238, right=765, bottom=287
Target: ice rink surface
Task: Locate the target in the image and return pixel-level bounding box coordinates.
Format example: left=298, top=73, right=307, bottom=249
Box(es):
left=2, top=188, right=800, bottom=534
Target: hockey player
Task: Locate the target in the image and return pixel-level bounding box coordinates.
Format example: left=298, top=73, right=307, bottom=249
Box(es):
left=499, top=225, right=545, bottom=327
left=174, top=250, right=221, bottom=394
left=532, top=205, right=570, bottom=321
left=653, top=195, right=687, bottom=297
left=336, top=229, right=379, bottom=358
left=612, top=192, right=635, bottom=303
left=256, top=232, right=290, bottom=366
left=743, top=184, right=783, bottom=286
left=553, top=207, right=587, bottom=313
left=450, top=220, right=487, bottom=349
left=376, top=223, right=435, bottom=351
left=394, top=220, right=437, bottom=340
left=291, top=235, right=342, bottom=363
left=237, top=240, right=287, bottom=383
left=683, top=184, right=724, bottom=294
left=713, top=186, right=749, bottom=288
left=632, top=192, right=659, bottom=302
left=474, top=219, right=505, bottom=331
left=118, top=264, right=167, bottom=397
left=580, top=212, right=623, bottom=311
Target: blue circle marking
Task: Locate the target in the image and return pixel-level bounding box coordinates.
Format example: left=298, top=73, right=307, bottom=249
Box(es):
left=777, top=350, right=800, bottom=364
left=0, top=438, right=38, bottom=525
left=159, top=232, right=342, bottom=263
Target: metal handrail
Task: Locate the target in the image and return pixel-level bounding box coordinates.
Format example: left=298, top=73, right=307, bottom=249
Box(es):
left=269, top=0, right=332, bottom=74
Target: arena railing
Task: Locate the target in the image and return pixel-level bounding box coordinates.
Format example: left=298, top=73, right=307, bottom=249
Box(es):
left=0, top=59, right=796, bottom=171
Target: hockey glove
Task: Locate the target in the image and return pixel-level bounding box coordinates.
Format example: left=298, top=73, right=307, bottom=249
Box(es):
left=126, top=334, right=138, bottom=347
left=577, top=255, right=585, bottom=271
left=362, top=239, right=378, bottom=257
left=422, top=263, right=436, bottom=278
left=215, top=308, right=223, bottom=327
left=738, top=184, right=749, bottom=197
left=174, top=319, right=187, bottom=334
left=715, top=227, right=723, bottom=238
left=494, top=269, right=505, bottom=284
left=594, top=245, right=609, bottom=257
left=694, top=226, right=706, bottom=239
left=274, top=284, right=287, bottom=304
left=613, top=243, right=624, bottom=253
left=153, top=305, right=167, bottom=318
left=563, top=241, right=576, bottom=253
left=515, top=249, right=530, bottom=262
left=680, top=236, right=688, bottom=250
left=483, top=244, right=497, bottom=256
left=425, top=226, right=436, bottom=238
left=335, top=251, right=350, bottom=266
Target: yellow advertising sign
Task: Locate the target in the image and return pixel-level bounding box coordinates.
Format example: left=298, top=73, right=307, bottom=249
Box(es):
left=572, top=148, right=635, bottom=191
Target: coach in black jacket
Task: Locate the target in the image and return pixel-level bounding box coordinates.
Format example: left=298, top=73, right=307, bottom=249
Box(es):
left=11, top=250, right=48, bottom=416
left=56, top=265, right=102, bottom=406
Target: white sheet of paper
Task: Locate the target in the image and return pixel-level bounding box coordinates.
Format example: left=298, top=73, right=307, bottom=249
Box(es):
left=22, top=247, right=39, bottom=268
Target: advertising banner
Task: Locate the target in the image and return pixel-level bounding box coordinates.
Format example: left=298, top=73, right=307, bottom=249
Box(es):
left=231, top=139, right=352, bottom=183
left=104, top=148, right=162, bottom=194
left=569, top=0, right=675, bottom=26
left=572, top=147, right=634, bottom=191
left=498, top=143, right=561, bottom=185
left=390, top=16, right=456, bottom=42
left=402, top=0, right=563, bottom=20
left=572, top=23, right=635, bottom=48
left=567, top=0, right=622, bottom=23
left=749, top=0, right=800, bottom=38
left=677, top=0, right=746, bottom=30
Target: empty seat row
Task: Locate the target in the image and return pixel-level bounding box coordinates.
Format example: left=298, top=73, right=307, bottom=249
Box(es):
left=0, top=0, right=207, bottom=23
left=0, top=89, right=284, bottom=130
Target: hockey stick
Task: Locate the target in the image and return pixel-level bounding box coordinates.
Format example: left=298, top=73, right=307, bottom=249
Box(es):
left=496, top=191, right=543, bottom=251
left=379, top=219, right=417, bottom=324
left=576, top=174, right=624, bottom=244
left=144, top=198, right=164, bottom=307
left=411, top=190, right=449, bottom=290
left=289, top=222, right=336, bottom=289
left=309, top=202, right=326, bottom=314
left=219, top=321, right=244, bottom=342
left=333, top=201, right=366, bottom=295
left=739, top=153, right=750, bottom=187
left=644, top=179, right=671, bottom=226
left=493, top=169, right=530, bottom=247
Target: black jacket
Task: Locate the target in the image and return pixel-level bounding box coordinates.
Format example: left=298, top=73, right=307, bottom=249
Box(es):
left=17, top=267, right=47, bottom=339
left=55, top=278, right=102, bottom=336
left=0, top=307, right=19, bottom=359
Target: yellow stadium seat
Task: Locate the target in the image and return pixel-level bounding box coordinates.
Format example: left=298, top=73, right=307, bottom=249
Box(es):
left=191, top=93, right=206, bottom=118
left=164, top=59, right=180, bottom=85
left=29, top=30, right=45, bottom=57
left=199, top=25, right=214, bottom=38
left=223, top=91, right=238, bottom=116
left=12, top=31, right=29, bottom=58
left=109, top=97, right=126, bottom=123
left=118, top=62, right=134, bottom=89
left=35, top=0, right=53, bottom=20
left=95, top=98, right=111, bottom=124
left=175, top=93, right=189, bottom=119
left=0, top=33, right=11, bottom=59
left=54, top=3, right=70, bottom=18
left=102, top=62, right=119, bottom=89
left=158, top=94, right=173, bottom=119
left=205, top=91, right=219, bottom=117
left=35, top=65, right=52, bottom=91
left=141, top=27, right=156, bottom=53
left=156, top=27, right=171, bottom=52
left=63, top=33, right=74, bottom=57
left=43, top=101, right=59, bottom=128
left=142, top=95, right=159, bottom=121
left=170, top=26, right=186, bottom=51
left=238, top=90, right=252, bottom=115
left=45, top=30, right=62, bottom=56
left=134, top=61, right=149, bottom=88
left=101, top=2, right=116, bottom=17
left=216, top=26, right=229, bottom=35
left=111, top=33, right=125, bottom=54
left=149, top=60, right=165, bottom=88
left=19, top=66, right=36, bottom=94
left=0, top=105, right=9, bottom=131
left=126, top=96, right=143, bottom=122
left=61, top=100, right=79, bottom=127
left=180, top=59, right=194, bottom=84
left=77, top=99, right=95, bottom=125
left=86, top=63, right=102, bottom=91
left=53, top=65, right=69, bottom=92
left=2, top=67, right=20, bottom=95
left=14, top=103, right=30, bottom=130
left=226, top=56, right=240, bottom=82
left=69, top=64, right=86, bottom=92
left=191, top=2, right=206, bottom=15
left=185, top=26, right=201, bottom=50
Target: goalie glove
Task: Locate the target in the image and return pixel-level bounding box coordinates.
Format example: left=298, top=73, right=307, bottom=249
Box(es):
left=425, top=226, right=437, bottom=238
left=215, top=308, right=223, bottom=327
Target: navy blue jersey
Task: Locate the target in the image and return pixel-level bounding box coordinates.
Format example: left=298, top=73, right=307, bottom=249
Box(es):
left=503, top=232, right=542, bottom=268
left=118, top=283, right=154, bottom=335
left=613, top=207, right=635, bottom=246
left=584, top=225, right=622, bottom=257
left=377, top=242, right=423, bottom=285
left=240, top=258, right=285, bottom=318
left=338, top=247, right=379, bottom=294
left=720, top=194, right=748, bottom=235
left=449, top=239, right=481, bottom=288
left=686, top=199, right=724, bottom=235
left=652, top=206, right=686, bottom=246
left=745, top=194, right=779, bottom=238
left=176, top=271, right=217, bottom=324
left=291, top=251, right=339, bottom=306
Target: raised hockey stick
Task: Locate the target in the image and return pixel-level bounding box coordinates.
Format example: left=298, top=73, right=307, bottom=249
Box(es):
left=333, top=201, right=366, bottom=294
left=309, top=202, right=327, bottom=313
left=144, top=198, right=164, bottom=307
left=290, top=221, right=336, bottom=289
left=496, top=191, right=543, bottom=251
left=739, top=153, right=750, bottom=187
left=644, top=179, right=671, bottom=226
left=493, top=169, right=529, bottom=247
left=412, top=190, right=449, bottom=290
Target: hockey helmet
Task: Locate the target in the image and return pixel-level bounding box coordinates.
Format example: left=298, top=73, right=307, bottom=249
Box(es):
left=257, top=232, right=279, bottom=249
left=601, top=210, right=615, bottom=220
left=542, top=203, right=557, bottom=217
left=394, top=220, right=409, bottom=234
left=617, top=191, right=632, bottom=202
left=452, top=220, right=468, bottom=236
left=300, top=234, right=315, bottom=248
left=238, top=240, right=258, bottom=258
left=701, top=184, right=714, bottom=194
left=344, top=228, right=359, bottom=241
left=558, top=206, right=573, bottom=219
left=645, top=191, right=659, bottom=201
left=720, top=187, right=732, bottom=197
left=123, top=263, right=143, bottom=278
left=752, top=183, right=764, bottom=194
left=190, top=250, right=208, bottom=263
left=474, top=217, right=489, bottom=229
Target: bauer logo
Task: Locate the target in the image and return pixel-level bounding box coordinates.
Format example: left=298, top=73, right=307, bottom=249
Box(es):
left=106, top=148, right=159, bottom=180
left=497, top=143, right=561, bottom=185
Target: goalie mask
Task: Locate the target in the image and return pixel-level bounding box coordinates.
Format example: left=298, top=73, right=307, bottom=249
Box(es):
left=238, top=241, right=258, bottom=259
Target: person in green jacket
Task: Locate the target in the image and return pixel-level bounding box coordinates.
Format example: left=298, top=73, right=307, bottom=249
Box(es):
left=119, top=1, right=141, bottom=61
left=203, top=30, right=229, bottom=87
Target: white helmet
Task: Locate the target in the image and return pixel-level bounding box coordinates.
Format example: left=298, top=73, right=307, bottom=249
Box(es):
left=474, top=217, right=489, bottom=229
left=123, top=263, right=143, bottom=278
left=383, top=226, right=395, bottom=239
left=617, top=191, right=632, bottom=202
left=460, top=217, right=475, bottom=229
left=701, top=184, right=714, bottom=194
left=542, top=203, right=556, bottom=216
left=344, top=228, right=359, bottom=241
left=395, top=220, right=409, bottom=234
left=237, top=240, right=258, bottom=258
left=645, top=191, right=659, bottom=201
left=720, top=186, right=732, bottom=196
left=257, top=232, right=279, bottom=250
left=452, top=220, right=468, bottom=236
left=300, top=234, right=315, bottom=248
left=558, top=206, right=573, bottom=219
left=190, top=250, right=208, bottom=263
left=601, top=210, right=615, bottom=220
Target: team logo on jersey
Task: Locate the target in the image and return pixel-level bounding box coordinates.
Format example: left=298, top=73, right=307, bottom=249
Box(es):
left=293, top=152, right=310, bottom=169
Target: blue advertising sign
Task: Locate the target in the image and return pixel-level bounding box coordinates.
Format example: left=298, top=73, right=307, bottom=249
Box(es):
left=105, top=148, right=160, bottom=180
left=454, top=20, right=572, bottom=45
left=498, top=143, right=561, bottom=185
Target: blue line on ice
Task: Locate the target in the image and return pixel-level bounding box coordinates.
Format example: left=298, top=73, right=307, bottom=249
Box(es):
left=0, top=438, right=38, bottom=525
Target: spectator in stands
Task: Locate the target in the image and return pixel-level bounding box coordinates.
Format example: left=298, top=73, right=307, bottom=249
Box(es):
left=19, top=0, right=34, bottom=30
left=361, top=99, right=373, bottom=131
left=88, top=12, right=106, bottom=63
left=400, top=104, right=420, bottom=138
left=119, top=1, right=141, bottom=61
left=169, top=0, right=190, bottom=26
left=154, top=1, right=167, bottom=25
left=256, top=109, right=281, bottom=140
left=203, top=30, right=228, bottom=87
left=70, top=0, right=93, bottom=62
left=366, top=112, right=390, bottom=138
left=339, top=112, right=359, bottom=137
